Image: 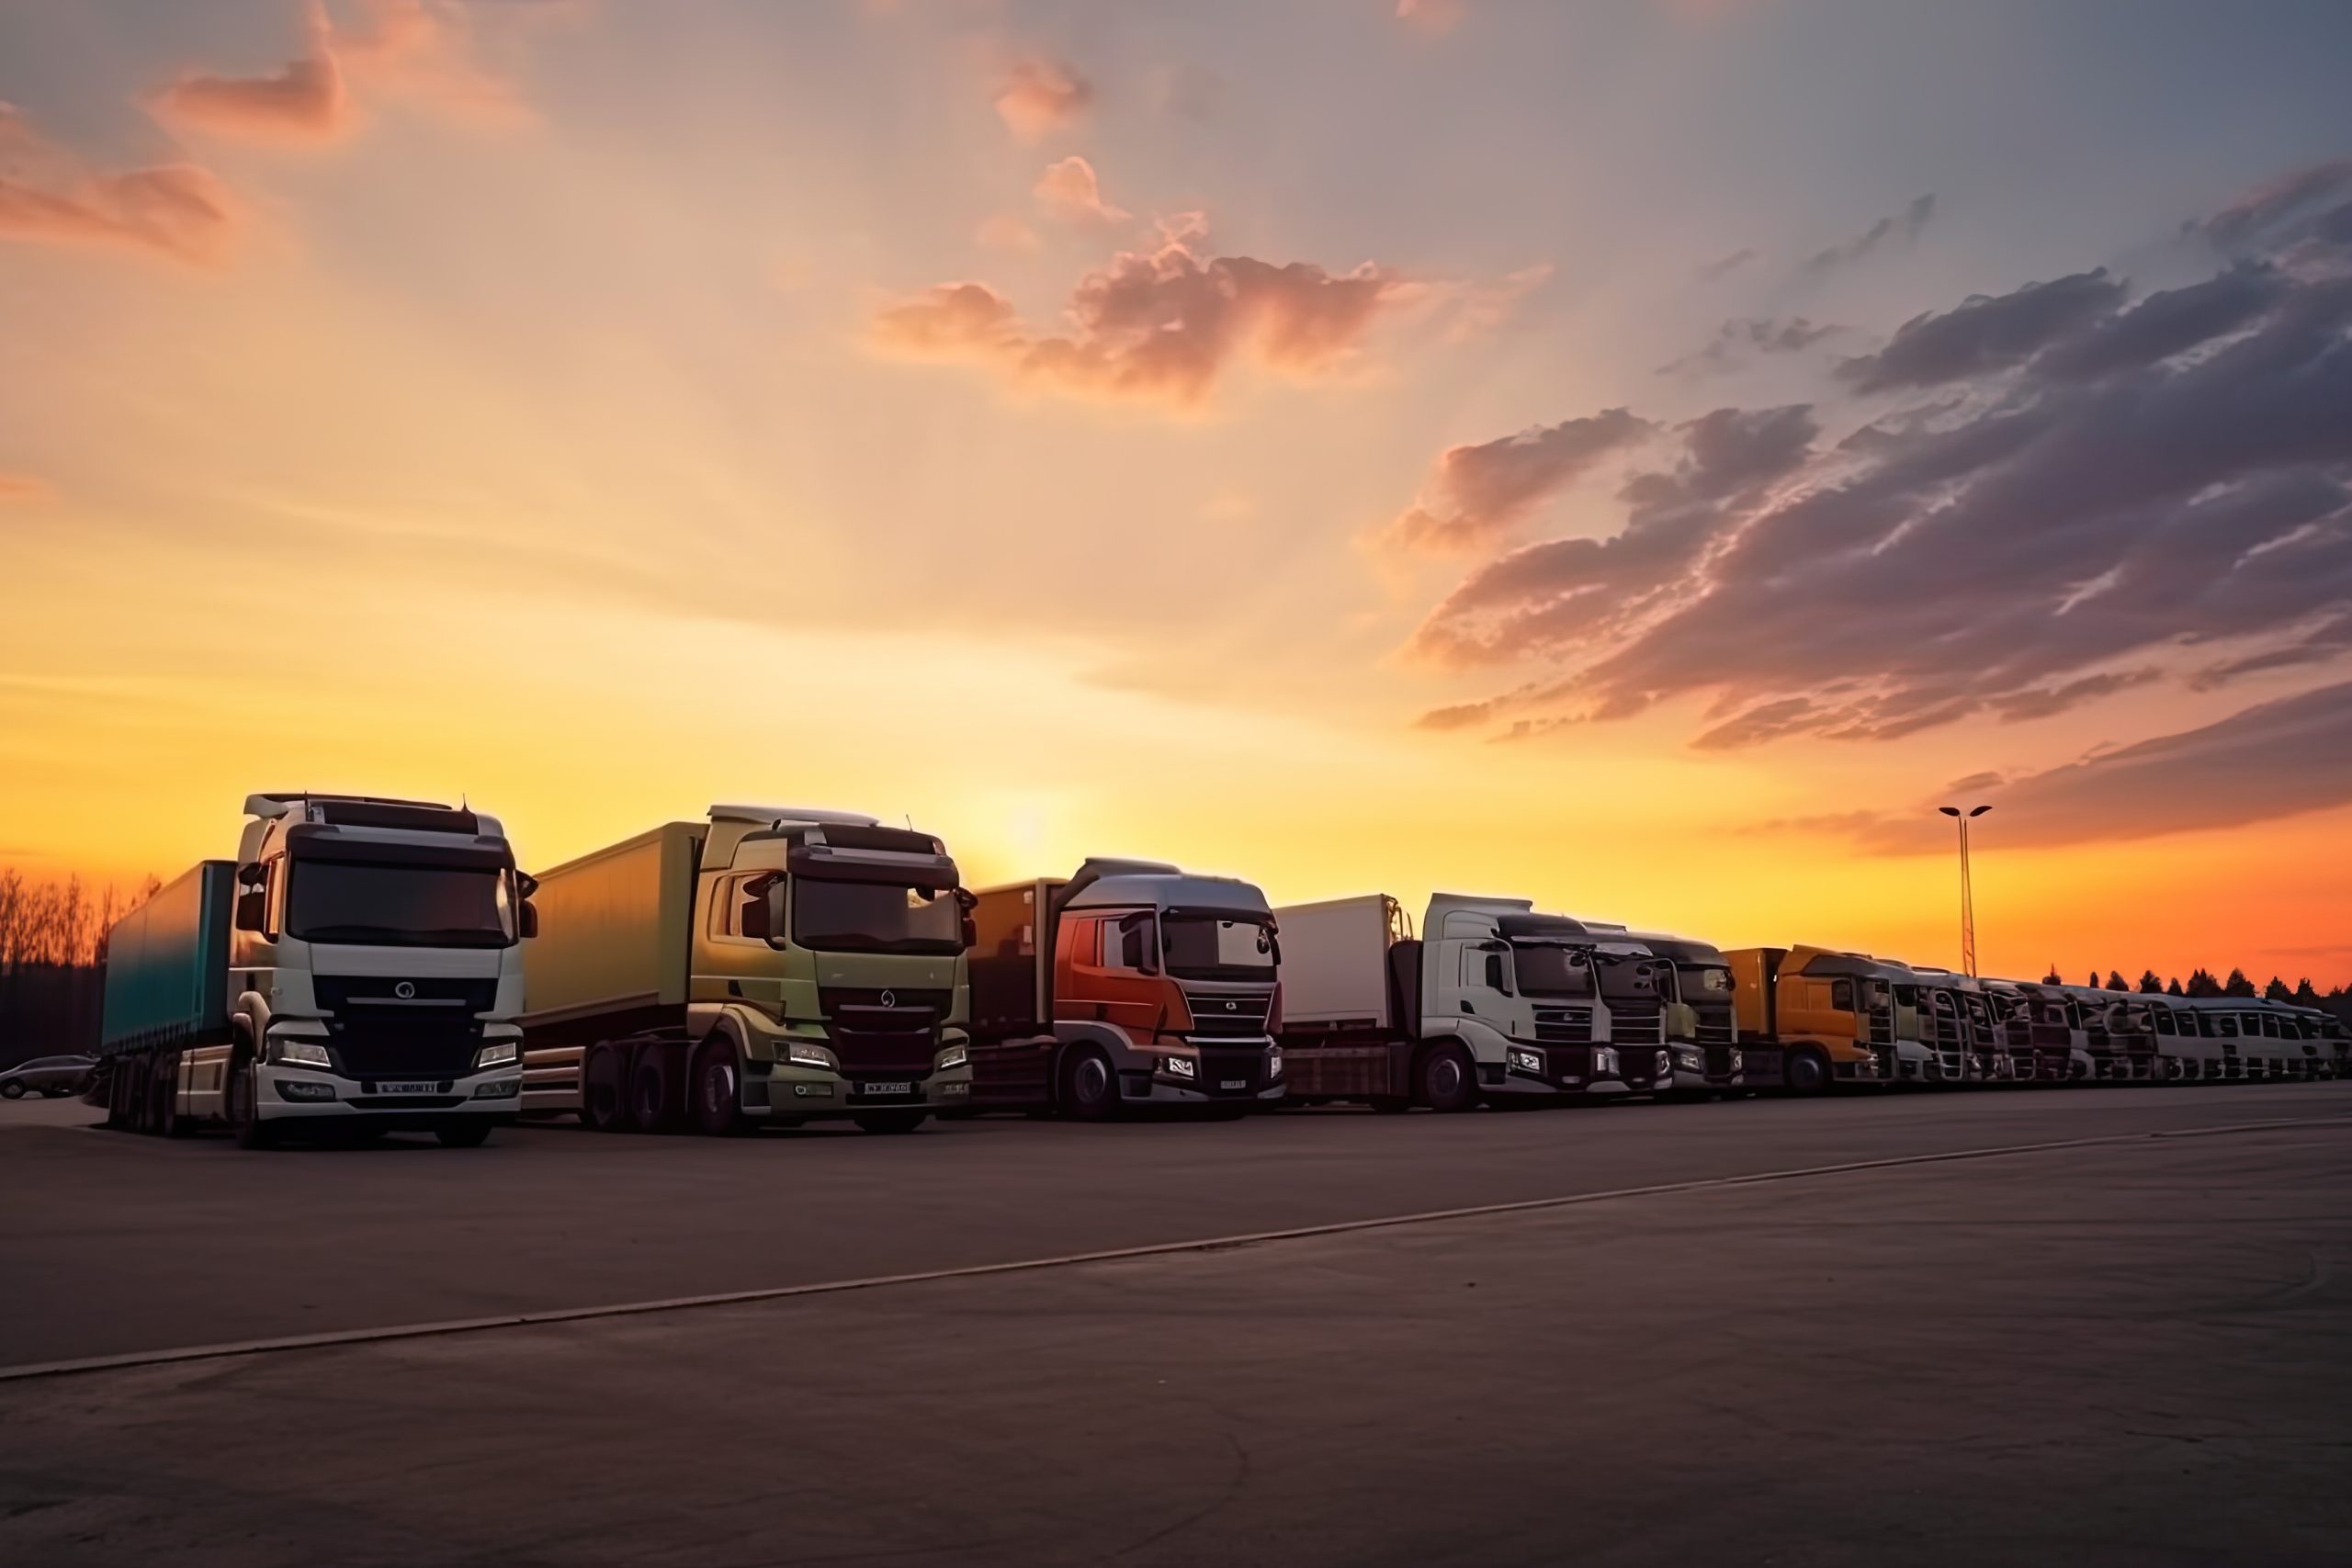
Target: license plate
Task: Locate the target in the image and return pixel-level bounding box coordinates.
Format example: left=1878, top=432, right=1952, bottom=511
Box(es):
left=373, top=1080, right=440, bottom=1095
left=1220, top=1079, right=1247, bottom=1090
left=859, top=1081, right=913, bottom=1097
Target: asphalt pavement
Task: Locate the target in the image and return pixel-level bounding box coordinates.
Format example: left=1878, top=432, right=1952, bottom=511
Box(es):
left=0, top=1085, right=2346, bottom=1564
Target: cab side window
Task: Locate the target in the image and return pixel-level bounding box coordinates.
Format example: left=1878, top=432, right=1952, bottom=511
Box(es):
left=1829, top=979, right=1855, bottom=1012
left=263, top=856, right=285, bottom=940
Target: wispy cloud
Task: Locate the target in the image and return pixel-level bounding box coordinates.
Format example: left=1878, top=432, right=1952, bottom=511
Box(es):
left=0, top=107, right=239, bottom=266
left=1034, top=155, right=1127, bottom=225
left=1800, top=193, right=1935, bottom=276
left=994, top=58, right=1091, bottom=143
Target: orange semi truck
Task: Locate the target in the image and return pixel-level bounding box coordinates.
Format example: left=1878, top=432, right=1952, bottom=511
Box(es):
left=963, top=858, right=1285, bottom=1119
left=1723, top=945, right=1894, bottom=1093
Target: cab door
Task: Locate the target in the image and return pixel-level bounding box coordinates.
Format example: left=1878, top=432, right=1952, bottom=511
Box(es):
left=1069, top=909, right=1170, bottom=1052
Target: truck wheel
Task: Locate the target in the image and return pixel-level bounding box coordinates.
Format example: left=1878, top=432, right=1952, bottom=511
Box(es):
left=1416, top=1043, right=1478, bottom=1113
left=0, top=1082, right=21, bottom=1100
left=227, top=1061, right=276, bottom=1148
left=690, top=1042, right=752, bottom=1136
left=582, top=1043, right=633, bottom=1132
left=854, top=1111, right=928, bottom=1134
left=630, top=1049, right=685, bottom=1133
left=148, top=1056, right=182, bottom=1137
left=1783, top=1047, right=1829, bottom=1096
left=435, top=1122, right=493, bottom=1148
left=1060, top=1047, right=1120, bottom=1122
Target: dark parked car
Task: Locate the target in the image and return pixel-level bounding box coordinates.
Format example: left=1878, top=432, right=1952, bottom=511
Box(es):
left=0, top=1055, right=96, bottom=1099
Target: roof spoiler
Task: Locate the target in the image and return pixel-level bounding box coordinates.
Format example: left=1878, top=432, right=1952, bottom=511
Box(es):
left=1050, top=857, right=1182, bottom=920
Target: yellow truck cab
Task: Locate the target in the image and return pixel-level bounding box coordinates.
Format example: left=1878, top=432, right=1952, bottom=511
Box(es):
left=1723, top=945, right=1893, bottom=1093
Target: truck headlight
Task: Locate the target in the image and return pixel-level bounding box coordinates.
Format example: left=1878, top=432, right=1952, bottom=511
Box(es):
left=787, top=1043, right=839, bottom=1070
left=935, top=1044, right=968, bottom=1072
left=277, top=1040, right=332, bottom=1068
left=1507, top=1048, right=1544, bottom=1074
left=1673, top=1048, right=1702, bottom=1072
left=1729, top=1050, right=1744, bottom=1072
left=1267, top=1050, right=1283, bottom=1078
left=473, top=1042, right=519, bottom=1069
left=1593, top=1047, right=1618, bottom=1075
left=1162, top=1054, right=1197, bottom=1078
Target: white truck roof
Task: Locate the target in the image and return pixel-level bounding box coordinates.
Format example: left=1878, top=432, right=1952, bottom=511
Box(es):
left=708, top=804, right=882, bottom=828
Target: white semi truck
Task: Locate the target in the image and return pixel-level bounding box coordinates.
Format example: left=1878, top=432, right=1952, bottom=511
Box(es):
left=94, top=794, right=532, bottom=1147
left=1272, top=893, right=1675, bottom=1111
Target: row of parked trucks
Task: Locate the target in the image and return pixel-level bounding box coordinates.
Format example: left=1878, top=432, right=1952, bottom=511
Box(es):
left=87, top=795, right=2351, bottom=1147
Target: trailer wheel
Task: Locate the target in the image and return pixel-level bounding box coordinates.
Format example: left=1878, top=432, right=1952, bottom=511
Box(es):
left=690, top=1041, right=752, bottom=1136
left=582, top=1042, right=635, bottom=1132
left=854, top=1111, right=929, bottom=1134
left=435, top=1122, right=493, bottom=1148
left=1782, top=1047, right=1829, bottom=1096
left=1060, top=1047, right=1120, bottom=1122
left=1416, top=1043, right=1477, bottom=1113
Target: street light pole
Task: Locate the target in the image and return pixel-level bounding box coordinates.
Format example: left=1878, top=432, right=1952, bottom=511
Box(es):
left=1938, top=805, right=1992, bottom=977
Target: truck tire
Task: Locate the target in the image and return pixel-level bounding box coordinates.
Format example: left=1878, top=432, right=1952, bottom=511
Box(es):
left=435, top=1122, right=493, bottom=1148
left=148, top=1055, right=182, bottom=1137
left=1416, top=1043, right=1478, bottom=1113
left=854, top=1111, right=929, bottom=1134
left=1783, top=1047, right=1829, bottom=1096
left=630, top=1050, right=684, bottom=1134
left=227, top=1060, right=276, bottom=1148
left=690, top=1041, right=752, bottom=1136
left=0, top=1082, right=21, bottom=1100
left=582, top=1042, right=635, bottom=1132
left=1059, top=1046, right=1120, bottom=1122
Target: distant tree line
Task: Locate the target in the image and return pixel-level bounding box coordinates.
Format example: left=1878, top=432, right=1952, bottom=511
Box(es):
left=0, top=868, right=160, bottom=1069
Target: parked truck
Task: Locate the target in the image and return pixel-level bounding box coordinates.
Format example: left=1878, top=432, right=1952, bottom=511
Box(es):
left=1609, top=929, right=1746, bottom=1095
left=964, top=858, right=1285, bottom=1119
left=518, top=806, right=972, bottom=1135
left=1273, top=893, right=1675, bottom=1111
left=1721, top=946, right=1894, bottom=1093
left=93, top=794, right=531, bottom=1147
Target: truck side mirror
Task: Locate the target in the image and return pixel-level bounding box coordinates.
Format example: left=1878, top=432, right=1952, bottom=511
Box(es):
left=956, top=887, right=977, bottom=951
left=233, top=862, right=266, bottom=932
left=518, top=901, right=539, bottom=940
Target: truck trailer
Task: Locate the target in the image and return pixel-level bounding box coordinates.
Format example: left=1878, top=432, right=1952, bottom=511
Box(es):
left=1722, top=946, right=1894, bottom=1093
left=1273, top=893, right=1674, bottom=1111
left=94, top=794, right=531, bottom=1147
left=518, top=805, right=973, bottom=1135
left=964, top=858, right=1285, bottom=1119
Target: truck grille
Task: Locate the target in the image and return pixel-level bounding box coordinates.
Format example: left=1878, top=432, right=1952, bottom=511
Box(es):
left=315, top=976, right=498, bottom=1079
left=1182, top=989, right=1274, bottom=1039
left=1607, top=1000, right=1664, bottom=1046
left=1196, top=1045, right=1271, bottom=1097
left=1691, top=1008, right=1735, bottom=1046
left=820, top=987, right=950, bottom=1077
left=1867, top=1007, right=1894, bottom=1045
left=1533, top=1006, right=1594, bottom=1043
left=314, top=976, right=499, bottom=1016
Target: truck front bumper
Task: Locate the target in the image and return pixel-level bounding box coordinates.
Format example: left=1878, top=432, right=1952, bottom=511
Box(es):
left=257, top=1062, right=522, bottom=1123
left=756, top=1061, right=973, bottom=1118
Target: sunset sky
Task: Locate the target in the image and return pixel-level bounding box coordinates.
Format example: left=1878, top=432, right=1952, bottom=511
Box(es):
left=4, top=0, right=2350, bottom=986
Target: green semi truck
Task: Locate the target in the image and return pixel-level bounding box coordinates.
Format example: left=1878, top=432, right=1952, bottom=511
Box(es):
left=518, top=805, right=975, bottom=1135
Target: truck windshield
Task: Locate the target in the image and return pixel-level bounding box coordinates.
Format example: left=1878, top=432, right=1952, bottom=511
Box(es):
left=1597, top=954, right=1663, bottom=999
left=1512, top=942, right=1592, bottom=997
left=1681, top=964, right=1733, bottom=999
left=791, top=878, right=963, bottom=955
left=287, top=862, right=514, bottom=948
left=1161, top=915, right=1276, bottom=980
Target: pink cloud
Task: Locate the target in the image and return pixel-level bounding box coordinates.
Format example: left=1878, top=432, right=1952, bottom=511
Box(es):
left=153, top=3, right=350, bottom=141
left=994, top=58, right=1091, bottom=143
left=1034, top=155, right=1127, bottom=225
left=0, top=471, right=54, bottom=504
left=153, top=1, right=529, bottom=142
left=1396, top=0, right=1468, bottom=36
left=1385, top=409, right=1653, bottom=553
left=0, top=107, right=238, bottom=266
left=871, top=224, right=1409, bottom=409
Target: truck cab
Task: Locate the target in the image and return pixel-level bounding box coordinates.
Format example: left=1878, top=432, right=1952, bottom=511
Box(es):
left=2059, top=986, right=2142, bottom=1081
left=523, top=805, right=974, bottom=1135
left=1722, top=945, right=1893, bottom=1093
left=1902, top=966, right=1981, bottom=1083
left=1613, top=930, right=1745, bottom=1094
left=2009, top=983, right=2097, bottom=1083
left=215, top=793, right=529, bottom=1145
left=1434, top=897, right=1673, bottom=1100
left=967, top=859, right=1284, bottom=1119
